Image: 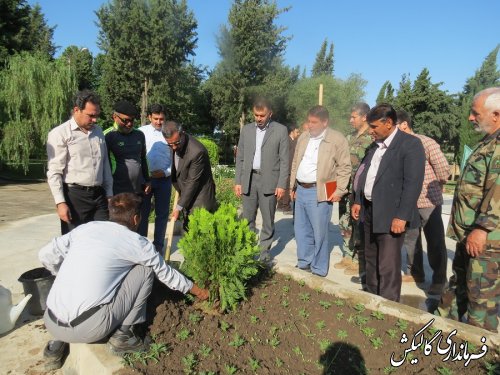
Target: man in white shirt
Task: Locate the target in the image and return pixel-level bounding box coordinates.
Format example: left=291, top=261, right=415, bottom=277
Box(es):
left=138, top=104, right=172, bottom=254
left=39, top=193, right=208, bottom=360
left=290, top=106, right=351, bottom=277
left=46, top=89, right=113, bottom=235
left=352, top=104, right=425, bottom=302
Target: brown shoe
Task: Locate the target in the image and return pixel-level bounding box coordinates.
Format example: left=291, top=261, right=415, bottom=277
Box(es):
left=402, top=274, right=425, bottom=283
left=334, top=257, right=352, bottom=269
left=344, top=262, right=359, bottom=276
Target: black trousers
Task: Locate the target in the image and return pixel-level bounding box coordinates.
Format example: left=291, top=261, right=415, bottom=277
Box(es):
left=61, top=185, right=109, bottom=234
left=363, top=202, right=404, bottom=302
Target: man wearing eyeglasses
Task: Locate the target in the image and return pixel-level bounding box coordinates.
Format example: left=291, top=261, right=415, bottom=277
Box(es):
left=162, top=121, right=217, bottom=231
left=47, top=89, right=113, bottom=235
left=105, top=100, right=151, bottom=196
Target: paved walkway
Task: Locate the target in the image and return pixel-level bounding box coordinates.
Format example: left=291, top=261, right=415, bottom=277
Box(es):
left=0, top=196, right=456, bottom=374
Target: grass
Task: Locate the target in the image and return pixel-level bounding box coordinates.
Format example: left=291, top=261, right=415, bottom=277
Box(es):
left=361, top=327, right=376, bottom=337
left=315, top=320, right=326, bottom=330
left=371, top=311, right=385, bottom=320
left=198, top=344, right=212, bottom=358
left=188, top=312, right=202, bottom=324
left=122, top=342, right=170, bottom=368
left=396, top=319, right=408, bottom=332
left=337, top=330, right=348, bottom=339
left=176, top=328, right=191, bottom=341
left=220, top=320, right=231, bottom=332
left=370, top=337, right=383, bottom=349
left=319, top=300, right=332, bottom=310
left=268, top=336, right=280, bottom=348
left=228, top=334, right=246, bottom=348
left=299, top=292, right=310, bottom=302
left=224, top=364, right=238, bottom=374
left=248, top=358, right=260, bottom=371
left=386, top=328, right=398, bottom=339
left=319, top=339, right=332, bottom=351
left=333, top=299, right=345, bottom=307
left=181, top=353, right=198, bottom=374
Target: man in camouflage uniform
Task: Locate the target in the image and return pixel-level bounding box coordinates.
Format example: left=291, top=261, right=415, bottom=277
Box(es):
left=335, top=103, right=373, bottom=282
left=437, top=87, right=499, bottom=333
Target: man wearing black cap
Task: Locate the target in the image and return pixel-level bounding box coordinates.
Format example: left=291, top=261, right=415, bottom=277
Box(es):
left=105, top=100, right=151, bottom=195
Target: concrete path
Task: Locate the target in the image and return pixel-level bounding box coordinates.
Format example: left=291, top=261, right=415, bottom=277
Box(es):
left=0, top=195, right=460, bottom=374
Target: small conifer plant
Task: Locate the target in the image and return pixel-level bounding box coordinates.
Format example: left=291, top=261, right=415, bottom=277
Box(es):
left=179, top=204, right=260, bottom=312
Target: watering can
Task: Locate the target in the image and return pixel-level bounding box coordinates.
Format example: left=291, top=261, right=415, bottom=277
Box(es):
left=0, top=285, right=32, bottom=334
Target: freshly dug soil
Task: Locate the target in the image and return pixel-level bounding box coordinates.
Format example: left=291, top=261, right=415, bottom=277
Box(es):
left=124, top=271, right=498, bottom=374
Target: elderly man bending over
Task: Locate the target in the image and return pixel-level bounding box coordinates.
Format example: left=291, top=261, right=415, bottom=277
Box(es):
left=39, top=192, right=208, bottom=360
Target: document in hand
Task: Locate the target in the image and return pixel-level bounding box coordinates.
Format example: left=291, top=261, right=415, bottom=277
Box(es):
left=325, top=180, right=337, bottom=198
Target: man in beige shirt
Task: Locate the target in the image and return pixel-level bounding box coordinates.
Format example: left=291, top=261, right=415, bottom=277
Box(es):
left=290, top=105, right=351, bottom=277
left=46, top=89, right=113, bottom=235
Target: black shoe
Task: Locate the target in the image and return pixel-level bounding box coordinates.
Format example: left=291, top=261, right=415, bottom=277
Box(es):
left=295, top=264, right=311, bottom=272
left=43, top=340, right=69, bottom=371
left=108, top=327, right=149, bottom=355
left=351, top=276, right=367, bottom=285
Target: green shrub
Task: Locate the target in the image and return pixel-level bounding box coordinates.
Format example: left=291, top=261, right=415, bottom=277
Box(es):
left=198, top=137, right=219, bottom=167
left=179, top=204, right=260, bottom=312
left=213, top=165, right=239, bottom=208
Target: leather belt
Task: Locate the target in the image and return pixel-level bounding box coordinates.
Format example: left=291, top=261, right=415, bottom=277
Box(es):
left=297, top=181, right=316, bottom=189
left=65, top=183, right=102, bottom=192
left=47, top=305, right=102, bottom=328
left=252, top=169, right=261, bottom=174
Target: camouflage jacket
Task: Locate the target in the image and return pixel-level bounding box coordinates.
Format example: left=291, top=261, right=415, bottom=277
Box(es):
left=347, top=129, right=373, bottom=179
left=447, top=128, right=499, bottom=246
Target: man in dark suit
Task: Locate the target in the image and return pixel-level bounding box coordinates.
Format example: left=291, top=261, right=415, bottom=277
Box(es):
left=351, top=104, right=425, bottom=302
left=162, top=121, right=217, bottom=231
left=234, top=98, right=289, bottom=263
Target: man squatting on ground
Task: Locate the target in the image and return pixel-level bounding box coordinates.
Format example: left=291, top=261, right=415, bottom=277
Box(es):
left=40, top=193, right=209, bottom=354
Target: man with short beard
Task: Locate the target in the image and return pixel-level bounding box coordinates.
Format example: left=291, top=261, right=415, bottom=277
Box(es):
left=105, top=100, right=151, bottom=195
left=438, top=87, right=500, bottom=333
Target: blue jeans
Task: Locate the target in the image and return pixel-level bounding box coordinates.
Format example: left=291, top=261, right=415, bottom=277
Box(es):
left=138, top=177, right=172, bottom=252
left=294, top=185, right=333, bottom=277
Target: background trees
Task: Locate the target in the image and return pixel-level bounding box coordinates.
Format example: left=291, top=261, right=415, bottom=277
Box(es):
left=0, top=1, right=498, bottom=174
left=0, top=53, right=76, bottom=171
left=0, top=0, right=55, bottom=63
left=96, top=0, right=210, bottom=130
left=206, top=0, right=294, bottom=140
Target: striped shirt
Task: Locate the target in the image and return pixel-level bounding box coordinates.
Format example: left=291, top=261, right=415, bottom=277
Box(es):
left=414, top=134, right=450, bottom=208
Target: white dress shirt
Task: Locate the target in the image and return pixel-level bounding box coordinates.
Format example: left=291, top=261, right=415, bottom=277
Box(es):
left=296, top=130, right=326, bottom=183
left=46, top=118, right=113, bottom=204
left=39, top=221, right=193, bottom=323
left=252, top=123, right=268, bottom=170
left=139, top=124, right=172, bottom=177
left=364, top=128, right=399, bottom=201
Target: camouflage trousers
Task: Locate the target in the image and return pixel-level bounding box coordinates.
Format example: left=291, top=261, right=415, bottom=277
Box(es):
left=338, top=196, right=365, bottom=262
left=437, top=241, right=499, bottom=333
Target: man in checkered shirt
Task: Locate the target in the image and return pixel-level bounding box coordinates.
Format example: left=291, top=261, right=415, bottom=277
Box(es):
left=396, top=110, right=450, bottom=297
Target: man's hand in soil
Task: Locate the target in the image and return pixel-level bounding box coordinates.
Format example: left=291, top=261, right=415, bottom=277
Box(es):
left=190, top=284, right=209, bottom=301
left=56, top=202, right=72, bottom=223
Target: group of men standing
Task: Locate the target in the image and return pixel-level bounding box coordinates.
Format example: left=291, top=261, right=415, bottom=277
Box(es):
left=40, top=86, right=498, bottom=370
left=234, top=90, right=498, bottom=334
left=42, top=90, right=215, bottom=368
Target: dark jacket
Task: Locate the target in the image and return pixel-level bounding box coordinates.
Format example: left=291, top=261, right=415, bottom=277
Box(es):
left=172, top=134, right=217, bottom=213
left=355, top=129, right=425, bottom=233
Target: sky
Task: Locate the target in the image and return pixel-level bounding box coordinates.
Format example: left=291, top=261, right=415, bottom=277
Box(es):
left=28, top=0, right=500, bottom=106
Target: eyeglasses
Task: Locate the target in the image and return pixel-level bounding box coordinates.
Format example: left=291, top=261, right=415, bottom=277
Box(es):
left=167, top=139, right=182, bottom=147
left=115, top=114, right=134, bottom=124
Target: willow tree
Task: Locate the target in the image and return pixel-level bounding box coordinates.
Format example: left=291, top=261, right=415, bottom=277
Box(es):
left=0, top=52, right=76, bottom=172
